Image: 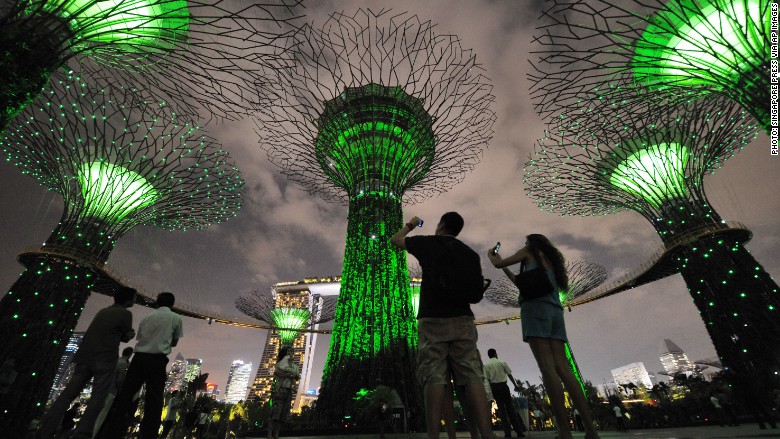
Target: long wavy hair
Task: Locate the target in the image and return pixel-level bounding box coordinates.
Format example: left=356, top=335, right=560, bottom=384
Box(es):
left=526, top=234, right=568, bottom=291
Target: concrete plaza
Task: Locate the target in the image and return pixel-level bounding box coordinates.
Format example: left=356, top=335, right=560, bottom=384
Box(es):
left=249, top=425, right=780, bottom=439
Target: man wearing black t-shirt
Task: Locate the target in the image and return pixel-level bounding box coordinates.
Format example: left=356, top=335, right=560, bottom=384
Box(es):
left=391, top=212, right=494, bottom=439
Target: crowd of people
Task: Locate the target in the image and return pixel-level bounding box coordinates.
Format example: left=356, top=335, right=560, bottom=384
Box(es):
left=32, top=210, right=778, bottom=439
left=36, top=290, right=184, bottom=439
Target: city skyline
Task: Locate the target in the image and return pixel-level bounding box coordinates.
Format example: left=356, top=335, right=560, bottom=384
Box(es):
left=1, top=0, right=776, bottom=399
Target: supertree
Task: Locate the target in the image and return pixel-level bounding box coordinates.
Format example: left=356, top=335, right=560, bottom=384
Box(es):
left=524, top=86, right=780, bottom=401
left=255, top=9, right=495, bottom=415
left=529, top=0, right=772, bottom=133
left=485, top=261, right=608, bottom=395
left=235, top=289, right=338, bottom=347
left=0, top=0, right=303, bottom=130
left=0, top=73, right=243, bottom=433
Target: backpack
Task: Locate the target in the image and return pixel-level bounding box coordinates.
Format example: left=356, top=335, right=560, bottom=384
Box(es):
left=428, top=236, right=489, bottom=304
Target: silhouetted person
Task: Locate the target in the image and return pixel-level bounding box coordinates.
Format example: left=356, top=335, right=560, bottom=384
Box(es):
left=267, top=347, right=300, bottom=439
left=391, top=212, right=494, bottom=439
left=159, top=390, right=182, bottom=438
left=97, top=292, right=183, bottom=439
left=93, top=346, right=134, bottom=438
left=484, top=349, right=526, bottom=437
left=38, top=287, right=136, bottom=439
left=612, top=405, right=626, bottom=431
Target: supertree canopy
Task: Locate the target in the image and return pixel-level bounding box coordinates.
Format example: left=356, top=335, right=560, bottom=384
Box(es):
left=256, top=9, right=495, bottom=414
left=0, top=0, right=303, bottom=130
left=524, top=88, right=780, bottom=401
left=485, top=261, right=607, bottom=310
left=529, top=0, right=772, bottom=133
left=235, top=289, right=337, bottom=347
left=485, top=261, right=607, bottom=395
left=0, top=73, right=243, bottom=433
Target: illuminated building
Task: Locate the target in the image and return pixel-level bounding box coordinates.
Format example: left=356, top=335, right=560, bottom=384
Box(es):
left=659, top=339, right=699, bottom=378
left=256, top=9, right=495, bottom=415
left=224, top=360, right=253, bottom=404
left=0, top=74, right=244, bottom=430
left=48, top=332, right=84, bottom=402
left=611, top=362, right=654, bottom=390
left=241, top=278, right=339, bottom=411
left=164, top=353, right=187, bottom=394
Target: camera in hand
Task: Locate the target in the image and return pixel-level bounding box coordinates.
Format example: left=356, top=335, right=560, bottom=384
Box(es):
left=417, top=219, right=424, bottom=227
left=493, top=242, right=501, bottom=255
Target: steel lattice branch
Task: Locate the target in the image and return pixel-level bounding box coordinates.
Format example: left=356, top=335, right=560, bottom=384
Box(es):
left=528, top=0, right=770, bottom=133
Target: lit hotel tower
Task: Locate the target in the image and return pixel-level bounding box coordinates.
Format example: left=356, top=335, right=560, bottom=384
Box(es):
left=660, top=339, right=699, bottom=377
left=238, top=277, right=339, bottom=410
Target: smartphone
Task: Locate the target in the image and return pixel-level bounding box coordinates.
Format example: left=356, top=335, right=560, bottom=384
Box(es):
left=493, top=242, right=501, bottom=255
left=417, top=219, right=424, bottom=227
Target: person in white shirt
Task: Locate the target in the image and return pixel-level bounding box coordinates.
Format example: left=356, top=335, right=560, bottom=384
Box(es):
left=159, top=390, right=182, bottom=438
left=97, top=292, right=183, bottom=439
left=612, top=405, right=626, bottom=431
left=484, top=349, right=526, bottom=437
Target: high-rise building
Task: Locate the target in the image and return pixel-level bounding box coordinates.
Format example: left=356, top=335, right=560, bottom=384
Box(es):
left=659, top=339, right=700, bottom=378
left=164, top=353, right=187, bottom=394
left=246, top=277, right=340, bottom=411
left=611, top=362, right=653, bottom=390
left=225, top=360, right=253, bottom=404
left=184, top=358, right=203, bottom=384
left=49, top=332, right=85, bottom=401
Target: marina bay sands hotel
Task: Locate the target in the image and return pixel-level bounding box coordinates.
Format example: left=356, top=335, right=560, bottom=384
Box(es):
left=246, top=276, right=421, bottom=411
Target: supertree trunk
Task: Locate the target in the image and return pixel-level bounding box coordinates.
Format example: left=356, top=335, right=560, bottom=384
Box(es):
left=0, top=255, right=95, bottom=435
left=318, top=193, right=418, bottom=417
left=674, top=237, right=780, bottom=393
left=563, top=343, right=587, bottom=398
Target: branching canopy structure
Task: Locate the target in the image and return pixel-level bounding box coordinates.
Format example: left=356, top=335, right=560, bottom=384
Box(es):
left=485, top=261, right=607, bottom=309
left=0, top=73, right=243, bottom=431
left=529, top=0, right=771, bottom=132
left=524, top=87, right=779, bottom=401
left=235, top=289, right=337, bottom=347
left=255, top=8, right=495, bottom=414
left=0, top=0, right=303, bottom=129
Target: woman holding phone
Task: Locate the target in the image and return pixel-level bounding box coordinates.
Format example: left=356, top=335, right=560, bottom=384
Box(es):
left=487, top=234, right=599, bottom=439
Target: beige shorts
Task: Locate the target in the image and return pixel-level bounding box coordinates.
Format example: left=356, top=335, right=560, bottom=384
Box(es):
left=417, top=316, right=484, bottom=387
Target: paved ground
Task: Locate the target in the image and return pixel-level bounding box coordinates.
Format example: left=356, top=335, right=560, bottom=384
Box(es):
left=248, top=425, right=780, bottom=439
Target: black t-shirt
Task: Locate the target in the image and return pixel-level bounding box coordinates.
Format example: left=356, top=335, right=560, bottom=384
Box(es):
left=405, top=235, right=474, bottom=318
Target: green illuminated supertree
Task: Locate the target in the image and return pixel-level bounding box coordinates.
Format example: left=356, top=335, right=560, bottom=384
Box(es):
left=486, top=261, right=607, bottom=395
left=529, top=0, right=772, bottom=133
left=0, top=0, right=302, bottom=129
left=524, top=88, right=780, bottom=402
left=255, top=9, right=495, bottom=415
left=0, top=73, right=243, bottom=433
left=235, top=289, right=337, bottom=347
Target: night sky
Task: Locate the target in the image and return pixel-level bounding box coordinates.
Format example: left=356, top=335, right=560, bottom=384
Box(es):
left=1, top=0, right=777, bottom=398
